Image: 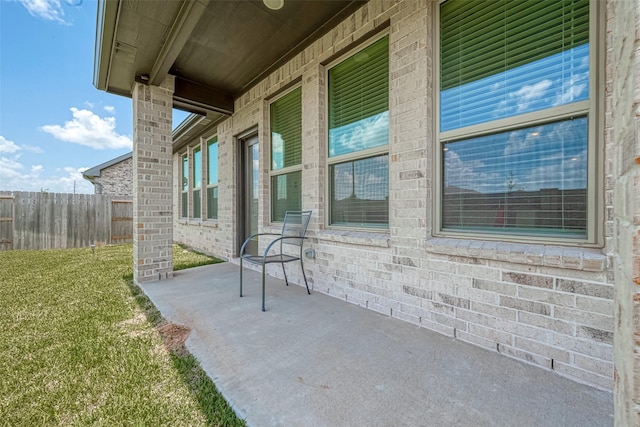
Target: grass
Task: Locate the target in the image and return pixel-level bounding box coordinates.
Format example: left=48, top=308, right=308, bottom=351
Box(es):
left=0, top=244, right=245, bottom=426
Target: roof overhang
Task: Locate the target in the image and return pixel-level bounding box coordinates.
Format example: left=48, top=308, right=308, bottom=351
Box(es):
left=94, top=0, right=365, bottom=118
left=172, top=113, right=221, bottom=152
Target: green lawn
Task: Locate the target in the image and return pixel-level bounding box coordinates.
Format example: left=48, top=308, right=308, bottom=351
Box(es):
left=0, top=244, right=245, bottom=426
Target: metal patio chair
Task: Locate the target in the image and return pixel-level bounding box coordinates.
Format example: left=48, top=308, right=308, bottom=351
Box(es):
left=239, top=210, right=312, bottom=311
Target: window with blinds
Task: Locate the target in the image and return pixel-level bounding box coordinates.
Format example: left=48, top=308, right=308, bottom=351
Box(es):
left=207, top=138, right=218, bottom=220
left=328, top=35, right=389, bottom=228
left=330, top=155, right=388, bottom=227
left=438, top=0, right=594, bottom=241
left=181, top=154, right=188, bottom=218
left=192, top=147, right=202, bottom=219
left=270, top=87, right=302, bottom=222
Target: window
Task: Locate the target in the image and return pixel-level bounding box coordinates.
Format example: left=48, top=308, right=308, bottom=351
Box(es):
left=181, top=154, right=188, bottom=218
left=270, top=87, right=302, bottom=222
left=327, top=35, right=389, bottom=228
left=192, top=146, right=202, bottom=219
left=437, top=0, right=596, bottom=242
left=207, top=137, right=219, bottom=220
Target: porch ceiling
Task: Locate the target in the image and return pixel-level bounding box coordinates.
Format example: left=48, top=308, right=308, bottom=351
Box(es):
left=94, top=0, right=364, bottom=118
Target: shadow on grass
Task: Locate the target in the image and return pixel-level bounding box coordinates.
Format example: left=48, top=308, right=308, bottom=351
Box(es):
left=173, top=243, right=225, bottom=272
left=123, top=274, right=246, bottom=427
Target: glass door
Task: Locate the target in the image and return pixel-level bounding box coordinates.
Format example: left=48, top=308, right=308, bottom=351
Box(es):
left=240, top=135, right=259, bottom=255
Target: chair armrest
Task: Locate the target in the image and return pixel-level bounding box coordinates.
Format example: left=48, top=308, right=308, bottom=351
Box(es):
left=262, top=236, right=306, bottom=257
left=240, top=233, right=280, bottom=256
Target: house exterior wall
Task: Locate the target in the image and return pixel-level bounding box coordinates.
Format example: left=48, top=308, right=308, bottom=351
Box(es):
left=91, top=157, right=133, bottom=197
left=173, top=0, right=636, bottom=392
left=609, top=0, right=640, bottom=423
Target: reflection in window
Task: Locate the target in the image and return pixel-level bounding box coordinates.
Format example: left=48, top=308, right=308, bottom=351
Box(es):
left=328, top=35, right=389, bottom=227
left=329, top=111, right=389, bottom=157
left=271, top=87, right=302, bottom=170
left=439, top=0, right=594, bottom=241
left=442, top=118, right=587, bottom=237
left=193, top=148, right=202, bottom=188
left=440, top=0, right=590, bottom=132
left=271, top=171, right=301, bottom=222
left=270, top=87, right=302, bottom=222
left=329, top=36, right=388, bottom=158
left=193, top=147, right=201, bottom=219
left=441, top=45, right=589, bottom=132
left=207, top=138, right=218, bottom=220
left=181, top=154, right=188, bottom=218
left=331, top=155, right=389, bottom=227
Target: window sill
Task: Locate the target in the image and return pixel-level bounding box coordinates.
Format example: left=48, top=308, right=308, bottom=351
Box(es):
left=316, top=229, right=390, bottom=248
left=425, top=237, right=606, bottom=272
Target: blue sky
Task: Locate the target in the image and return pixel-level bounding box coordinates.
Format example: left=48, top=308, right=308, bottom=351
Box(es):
left=0, top=0, right=188, bottom=194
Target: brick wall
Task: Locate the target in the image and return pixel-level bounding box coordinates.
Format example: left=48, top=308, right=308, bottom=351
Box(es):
left=92, top=157, right=133, bottom=197
left=133, top=77, right=174, bottom=283
left=608, top=0, right=640, bottom=423
left=173, top=0, right=631, bottom=391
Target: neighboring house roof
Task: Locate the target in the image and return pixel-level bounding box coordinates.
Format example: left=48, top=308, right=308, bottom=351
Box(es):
left=83, top=152, right=132, bottom=180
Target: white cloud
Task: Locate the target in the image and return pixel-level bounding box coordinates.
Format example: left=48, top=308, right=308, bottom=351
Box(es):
left=41, top=107, right=132, bottom=150
left=0, top=136, right=21, bottom=153
left=0, top=135, right=92, bottom=193
left=444, top=149, right=504, bottom=194
left=445, top=119, right=588, bottom=194
left=503, top=128, right=541, bottom=156
left=0, top=157, right=26, bottom=179
left=513, top=79, right=552, bottom=113
left=0, top=156, right=93, bottom=193
left=18, top=0, right=66, bottom=23
left=104, top=105, right=115, bottom=114
left=524, top=149, right=587, bottom=191
left=0, top=135, right=44, bottom=155
left=329, top=112, right=388, bottom=157
left=21, top=145, right=45, bottom=154
left=554, top=75, right=588, bottom=106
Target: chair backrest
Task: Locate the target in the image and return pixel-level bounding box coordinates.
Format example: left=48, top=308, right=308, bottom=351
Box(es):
left=280, top=211, right=312, bottom=247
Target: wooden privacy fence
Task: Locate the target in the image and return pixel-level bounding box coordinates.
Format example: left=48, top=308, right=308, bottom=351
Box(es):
left=0, top=192, right=133, bottom=251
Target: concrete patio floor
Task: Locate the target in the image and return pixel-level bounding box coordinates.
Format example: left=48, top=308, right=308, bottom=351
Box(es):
left=139, top=262, right=613, bottom=427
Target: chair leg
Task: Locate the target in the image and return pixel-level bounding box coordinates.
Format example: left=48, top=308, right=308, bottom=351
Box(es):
left=300, top=258, right=310, bottom=295
left=239, top=258, right=243, bottom=297
left=282, top=262, right=289, bottom=286
left=261, top=262, right=266, bottom=312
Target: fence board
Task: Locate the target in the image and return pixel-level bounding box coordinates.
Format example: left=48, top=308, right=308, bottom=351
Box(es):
left=0, top=196, right=13, bottom=250
left=0, top=192, right=133, bottom=251
left=111, top=200, right=133, bottom=243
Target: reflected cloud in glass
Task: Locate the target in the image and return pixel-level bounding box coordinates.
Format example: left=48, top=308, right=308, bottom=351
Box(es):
left=329, top=111, right=389, bottom=157
left=441, top=45, right=589, bottom=132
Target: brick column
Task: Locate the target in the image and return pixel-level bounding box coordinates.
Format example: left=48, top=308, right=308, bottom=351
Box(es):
left=301, top=65, right=325, bottom=224
left=132, top=76, right=174, bottom=283
left=611, top=0, right=640, bottom=424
